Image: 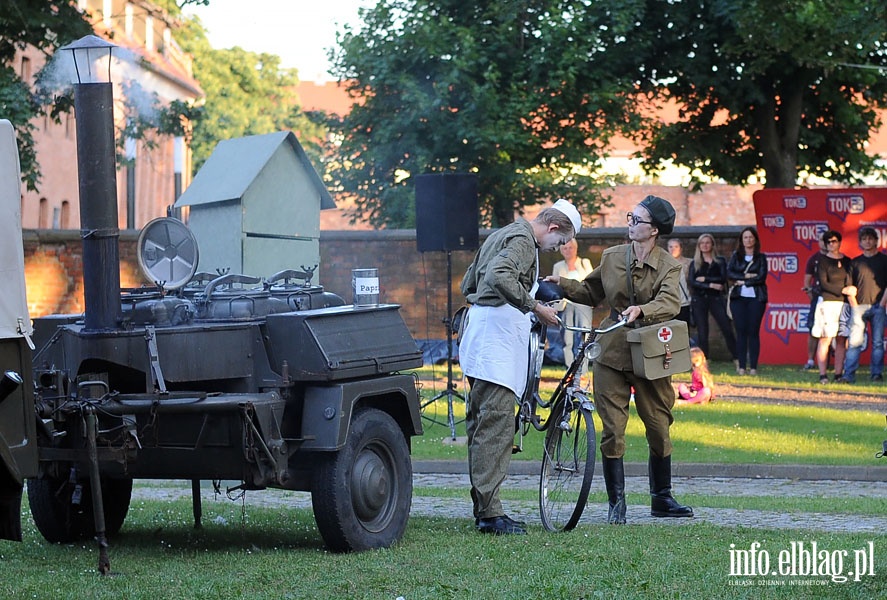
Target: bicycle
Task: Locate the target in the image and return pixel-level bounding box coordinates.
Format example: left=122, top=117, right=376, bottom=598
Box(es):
left=516, top=304, right=627, bottom=532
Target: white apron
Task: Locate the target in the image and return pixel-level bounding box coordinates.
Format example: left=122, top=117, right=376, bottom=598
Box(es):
left=459, top=304, right=533, bottom=397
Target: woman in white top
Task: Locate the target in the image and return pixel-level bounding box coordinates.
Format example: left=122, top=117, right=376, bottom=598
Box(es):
left=552, top=238, right=594, bottom=364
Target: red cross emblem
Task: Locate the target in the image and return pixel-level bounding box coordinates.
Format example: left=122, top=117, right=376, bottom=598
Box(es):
left=658, top=326, right=673, bottom=342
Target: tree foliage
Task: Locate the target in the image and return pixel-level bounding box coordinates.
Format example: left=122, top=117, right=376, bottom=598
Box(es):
left=0, top=0, right=93, bottom=190
left=176, top=18, right=325, bottom=173
left=585, top=0, right=887, bottom=188
left=324, top=0, right=637, bottom=228
left=325, top=0, right=887, bottom=229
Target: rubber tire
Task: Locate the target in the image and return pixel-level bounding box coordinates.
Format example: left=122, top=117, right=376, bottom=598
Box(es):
left=539, top=403, right=595, bottom=532
left=27, top=476, right=133, bottom=543
left=311, top=408, right=412, bottom=552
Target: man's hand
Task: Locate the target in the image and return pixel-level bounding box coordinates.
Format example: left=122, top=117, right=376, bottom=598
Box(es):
left=532, top=301, right=560, bottom=326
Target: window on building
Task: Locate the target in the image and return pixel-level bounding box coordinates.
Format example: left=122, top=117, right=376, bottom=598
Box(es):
left=60, top=200, right=71, bottom=229
left=20, top=56, right=31, bottom=82
left=52, top=207, right=61, bottom=229
left=38, top=198, right=49, bottom=229
left=65, top=114, right=73, bottom=138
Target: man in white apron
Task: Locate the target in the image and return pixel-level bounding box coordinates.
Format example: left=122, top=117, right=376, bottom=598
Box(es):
left=459, top=199, right=581, bottom=535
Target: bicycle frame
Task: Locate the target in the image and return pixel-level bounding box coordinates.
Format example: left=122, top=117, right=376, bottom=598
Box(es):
left=517, top=308, right=628, bottom=532
left=517, top=312, right=628, bottom=448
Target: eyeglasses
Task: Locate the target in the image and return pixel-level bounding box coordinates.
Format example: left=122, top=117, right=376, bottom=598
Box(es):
left=826, top=239, right=840, bottom=244
left=626, top=212, right=654, bottom=227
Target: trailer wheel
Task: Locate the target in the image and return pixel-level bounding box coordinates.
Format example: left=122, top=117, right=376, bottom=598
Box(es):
left=27, top=476, right=133, bottom=543
left=311, top=408, right=412, bottom=552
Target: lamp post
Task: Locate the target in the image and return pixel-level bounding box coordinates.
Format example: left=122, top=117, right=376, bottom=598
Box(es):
left=59, top=35, right=122, bottom=331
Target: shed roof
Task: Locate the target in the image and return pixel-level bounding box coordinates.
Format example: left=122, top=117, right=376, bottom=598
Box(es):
left=175, top=131, right=335, bottom=209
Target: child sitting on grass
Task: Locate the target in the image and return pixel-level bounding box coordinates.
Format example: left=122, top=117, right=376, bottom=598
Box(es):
left=677, top=347, right=715, bottom=404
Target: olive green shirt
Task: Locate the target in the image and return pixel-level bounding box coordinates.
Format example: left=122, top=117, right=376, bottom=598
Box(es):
left=460, top=219, right=539, bottom=313
left=559, top=243, right=682, bottom=372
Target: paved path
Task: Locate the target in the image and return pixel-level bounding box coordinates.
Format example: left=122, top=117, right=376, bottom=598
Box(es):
left=132, top=461, right=887, bottom=534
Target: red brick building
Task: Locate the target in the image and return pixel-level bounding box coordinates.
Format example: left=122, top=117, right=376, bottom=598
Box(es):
left=16, top=0, right=202, bottom=231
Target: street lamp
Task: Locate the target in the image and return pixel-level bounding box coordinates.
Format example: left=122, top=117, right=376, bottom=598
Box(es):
left=58, top=35, right=122, bottom=331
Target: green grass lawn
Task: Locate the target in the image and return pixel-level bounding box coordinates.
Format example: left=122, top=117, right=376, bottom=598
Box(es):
left=414, top=362, right=887, bottom=465
left=3, top=499, right=884, bottom=599
left=3, top=362, right=884, bottom=598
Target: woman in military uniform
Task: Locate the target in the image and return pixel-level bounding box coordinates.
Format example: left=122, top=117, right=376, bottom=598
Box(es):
left=547, top=195, right=693, bottom=525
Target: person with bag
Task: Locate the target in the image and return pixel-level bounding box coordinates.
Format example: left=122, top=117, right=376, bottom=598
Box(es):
left=688, top=233, right=738, bottom=367
left=458, top=199, right=582, bottom=536
left=726, top=227, right=769, bottom=376
left=667, top=238, right=693, bottom=328
left=552, top=238, right=594, bottom=365
left=810, top=229, right=856, bottom=384
left=546, top=195, right=693, bottom=525
left=842, top=227, right=887, bottom=383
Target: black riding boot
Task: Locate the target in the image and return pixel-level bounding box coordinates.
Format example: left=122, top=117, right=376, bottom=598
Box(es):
left=649, top=453, right=693, bottom=518
left=602, top=456, right=627, bottom=524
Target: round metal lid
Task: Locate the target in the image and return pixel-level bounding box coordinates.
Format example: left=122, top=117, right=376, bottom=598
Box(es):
left=136, top=217, right=199, bottom=290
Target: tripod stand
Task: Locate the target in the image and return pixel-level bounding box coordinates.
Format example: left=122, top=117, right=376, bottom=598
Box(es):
left=421, top=250, right=464, bottom=440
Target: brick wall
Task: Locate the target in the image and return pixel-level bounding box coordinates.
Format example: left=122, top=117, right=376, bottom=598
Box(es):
left=23, top=225, right=747, bottom=361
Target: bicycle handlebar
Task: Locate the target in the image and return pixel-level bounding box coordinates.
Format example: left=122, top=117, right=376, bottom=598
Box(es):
left=556, top=314, right=629, bottom=334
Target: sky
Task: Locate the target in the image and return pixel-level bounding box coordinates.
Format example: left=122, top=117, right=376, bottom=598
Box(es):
left=184, top=0, right=373, bottom=81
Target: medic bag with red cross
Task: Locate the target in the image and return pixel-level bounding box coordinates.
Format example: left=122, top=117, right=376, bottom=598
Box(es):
left=625, top=320, right=691, bottom=380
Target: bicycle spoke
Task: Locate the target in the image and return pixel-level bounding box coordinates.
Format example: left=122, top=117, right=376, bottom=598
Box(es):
left=539, top=402, right=596, bottom=532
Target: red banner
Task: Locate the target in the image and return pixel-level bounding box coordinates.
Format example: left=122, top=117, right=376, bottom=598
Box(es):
left=752, top=188, right=887, bottom=365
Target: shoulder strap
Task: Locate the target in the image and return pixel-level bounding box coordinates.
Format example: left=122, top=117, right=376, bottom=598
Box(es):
left=626, top=244, right=636, bottom=306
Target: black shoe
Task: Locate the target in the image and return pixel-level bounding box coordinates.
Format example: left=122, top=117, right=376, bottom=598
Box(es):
left=475, top=514, right=526, bottom=528
left=475, top=516, right=527, bottom=535
left=872, top=374, right=884, bottom=382
left=651, top=495, right=694, bottom=518
left=648, top=453, right=694, bottom=518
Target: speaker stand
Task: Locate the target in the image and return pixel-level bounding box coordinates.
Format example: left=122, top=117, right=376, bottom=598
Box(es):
left=421, top=250, right=464, bottom=440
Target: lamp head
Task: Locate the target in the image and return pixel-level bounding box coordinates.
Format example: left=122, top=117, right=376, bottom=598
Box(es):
left=58, top=35, right=117, bottom=84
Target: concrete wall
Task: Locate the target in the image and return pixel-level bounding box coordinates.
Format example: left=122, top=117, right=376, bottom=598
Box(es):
left=22, top=225, right=748, bottom=360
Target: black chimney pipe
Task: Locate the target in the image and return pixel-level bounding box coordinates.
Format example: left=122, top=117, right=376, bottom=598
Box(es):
left=74, top=82, right=121, bottom=331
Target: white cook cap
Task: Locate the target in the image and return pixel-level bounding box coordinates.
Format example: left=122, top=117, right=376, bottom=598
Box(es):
left=552, top=199, right=582, bottom=234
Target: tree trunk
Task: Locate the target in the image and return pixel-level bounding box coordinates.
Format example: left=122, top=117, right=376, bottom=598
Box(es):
left=757, top=79, right=806, bottom=188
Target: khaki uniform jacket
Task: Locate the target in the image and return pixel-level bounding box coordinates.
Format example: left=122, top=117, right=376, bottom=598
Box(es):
left=559, top=243, right=682, bottom=372
left=460, top=219, right=539, bottom=313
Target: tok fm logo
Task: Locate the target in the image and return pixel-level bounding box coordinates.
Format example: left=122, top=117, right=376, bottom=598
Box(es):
left=766, top=253, right=799, bottom=282
left=782, top=195, right=807, bottom=212
left=826, top=194, right=865, bottom=220
left=765, top=305, right=807, bottom=343
left=792, top=221, right=829, bottom=250
left=658, top=326, right=674, bottom=343
left=761, top=214, right=785, bottom=232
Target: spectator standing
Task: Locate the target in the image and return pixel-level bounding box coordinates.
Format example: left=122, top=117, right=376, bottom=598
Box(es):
left=726, top=227, right=768, bottom=375
left=841, top=227, right=887, bottom=383
left=802, top=238, right=828, bottom=370
left=552, top=238, right=594, bottom=365
left=688, top=233, right=738, bottom=365
left=810, top=230, right=856, bottom=384
left=667, top=238, right=693, bottom=328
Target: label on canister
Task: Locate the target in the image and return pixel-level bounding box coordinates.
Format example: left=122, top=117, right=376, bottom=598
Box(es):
left=352, top=268, right=380, bottom=305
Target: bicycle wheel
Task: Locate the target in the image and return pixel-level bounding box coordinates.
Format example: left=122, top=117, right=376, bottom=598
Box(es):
left=539, top=398, right=596, bottom=532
